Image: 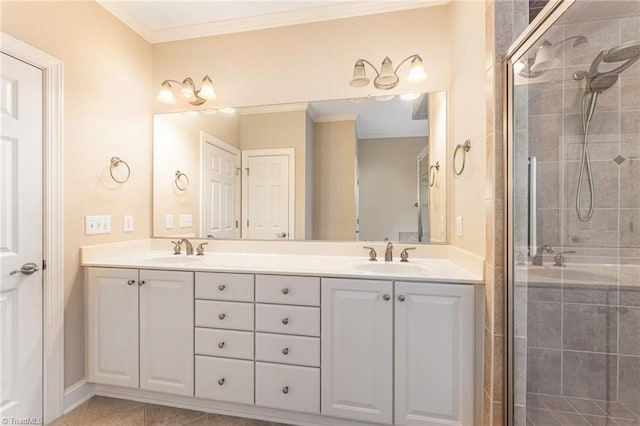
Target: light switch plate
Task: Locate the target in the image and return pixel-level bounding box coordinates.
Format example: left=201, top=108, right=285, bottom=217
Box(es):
left=456, top=216, right=463, bottom=237
left=85, top=215, right=111, bottom=235
left=179, top=214, right=193, bottom=228
left=166, top=214, right=174, bottom=229
left=123, top=215, right=134, bottom=232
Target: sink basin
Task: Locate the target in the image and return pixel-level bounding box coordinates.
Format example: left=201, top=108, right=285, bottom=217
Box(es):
left=353, top=262, right=427, bottom=275
left=145, top=256, right=205, bottom=264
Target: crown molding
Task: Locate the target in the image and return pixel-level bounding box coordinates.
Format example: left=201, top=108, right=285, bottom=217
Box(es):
left=239, top=102, right=309, bottom=116
left=98, top=1, right=446, bottom=44
left=313, top=113, right=359, bottom=123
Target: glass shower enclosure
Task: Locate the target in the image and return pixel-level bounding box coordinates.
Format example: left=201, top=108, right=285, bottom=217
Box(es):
left=506, top=0, right=640, bottom=425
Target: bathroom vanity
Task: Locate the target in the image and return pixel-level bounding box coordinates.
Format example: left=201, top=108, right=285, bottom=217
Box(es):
left=82, top=241, right=483, bottom=426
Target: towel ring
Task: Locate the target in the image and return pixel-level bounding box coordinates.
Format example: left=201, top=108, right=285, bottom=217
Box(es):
left=109, top=156, right=130, bottom=184
left=175, top=170, right=189, bottom=191
left=453, top=140, right=471, bottom=176
left=428, top=161, right=440, bottom=187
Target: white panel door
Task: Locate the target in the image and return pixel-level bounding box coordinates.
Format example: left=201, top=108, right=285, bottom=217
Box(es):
left=0, top=53, right=43, bottom=421
left=86, top=268, right=139, bottom=388
left=243, top=151, right=293, bottom=240
left=139, top=270, right=194, bottom=396
left=321, top=278, right=393, bottom=424
left=394, top=282, right=474, bottom=426
left=202, top=133, right=239, bottom=238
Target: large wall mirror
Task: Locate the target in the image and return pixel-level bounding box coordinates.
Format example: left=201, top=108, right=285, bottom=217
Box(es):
left=153, top=91, right=447, bottom=243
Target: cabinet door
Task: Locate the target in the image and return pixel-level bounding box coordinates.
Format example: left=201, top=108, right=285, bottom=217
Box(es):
left=86, top=267, right=139, bottom=388
left=395, top=282, right=474, bottom=426
left=321, top=278, right=393, bottom=424
left=139, top=270, right=194, bottom=396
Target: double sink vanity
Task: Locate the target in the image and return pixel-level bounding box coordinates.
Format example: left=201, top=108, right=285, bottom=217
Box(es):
left=82, top=239, right=483, bottom=426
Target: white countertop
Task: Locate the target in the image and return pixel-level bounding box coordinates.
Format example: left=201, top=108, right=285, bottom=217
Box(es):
left=82, top=249, right=483, bottom=284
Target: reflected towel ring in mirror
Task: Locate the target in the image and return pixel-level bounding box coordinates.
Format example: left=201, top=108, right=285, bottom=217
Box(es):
left=428, top=161, right=440, bottom=187
left=453, top=140, right=471, bottom=176
left=175, top=170, right=189, bottom=191
left=110, top=156, right=130, bottom=184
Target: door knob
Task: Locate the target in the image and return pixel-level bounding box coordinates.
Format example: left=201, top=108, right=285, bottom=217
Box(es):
left=218, top=284, right=226, bottom=291
left=219, top=313, right=226, bottom=320
left=275, top=232, right=287, bottom=238
left=282, top=386, right=289, bottom=394
left=218, top=378, right=225, bottom=386
left=398, top=295, right=406, bottom=302
left=127, top=279, right=136, bottom=286
left=282, top=347, right=289, bottom=355
left=382, top=294, right=391, bottom=301
left=282, top=288, right=289, bottom=295
left=218, top=342, right=225, bottom=349
left=9, top=262, right=40, bottom=276
left=282, top=317, right=289, bottom=325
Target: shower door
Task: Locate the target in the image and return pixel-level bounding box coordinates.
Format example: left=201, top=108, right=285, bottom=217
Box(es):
left=507, top=1, right=640, bottom=425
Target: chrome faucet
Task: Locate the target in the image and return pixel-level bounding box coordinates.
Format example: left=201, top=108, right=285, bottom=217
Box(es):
left=180, top=239, right=194, bottom=255
left=553, top=251, right=576, bottom=267
left=532, top=245, right=554, bottom=266
left=384, top=242, right=393, bottom=262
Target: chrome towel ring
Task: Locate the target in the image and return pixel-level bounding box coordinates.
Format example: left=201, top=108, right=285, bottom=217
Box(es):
left=175, top=170, right=189, bottom=191
left=110, top=156, right=130, bottom=183
left=428, top=161, right=440, bottom=187
left=453, top=139, right=471, bottom=176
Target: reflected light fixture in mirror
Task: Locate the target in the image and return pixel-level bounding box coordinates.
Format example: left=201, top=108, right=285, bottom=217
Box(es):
left=156, top=75, right=217, bottom=106
left=349, top=54, right=427, bottom=90
left=515, top=35, right=588, bottom=77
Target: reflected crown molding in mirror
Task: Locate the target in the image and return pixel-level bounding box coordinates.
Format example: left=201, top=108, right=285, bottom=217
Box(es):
left=157, top=75, right=217, bottom=106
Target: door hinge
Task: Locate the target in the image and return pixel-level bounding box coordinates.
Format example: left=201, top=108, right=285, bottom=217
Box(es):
left=42, top=259, right=47, bottom=270
left=247, top=220, right=249, bottom=227
left=235, top=220, right=239, bottom=228
left=236, top=167, right=240, bottom=176
left=245, top=168, right=250, bottom=176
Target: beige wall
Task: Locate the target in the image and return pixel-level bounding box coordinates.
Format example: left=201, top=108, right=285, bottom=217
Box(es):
left=305, top=113, right=314, bottom=240
left=1, top=2, right=153, bottom=387
left=448, top=0, right=487, bottom=257
left=428, top=91, right=448, bottom=242
left=240, top=110, right=309, bottom=239
left=153, top=113, right=240, bottom=237
left=358, top=137, right=426, bottom=241
left=313, top=120, right=357, bottom=240
left=151, top=6, right=450, bottom=111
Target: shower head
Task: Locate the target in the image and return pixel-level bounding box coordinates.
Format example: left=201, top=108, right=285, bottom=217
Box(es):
left=603, top=40, right=640, bottom=63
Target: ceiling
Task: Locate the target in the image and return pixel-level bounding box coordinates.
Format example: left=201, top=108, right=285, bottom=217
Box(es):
left=97, top=0, right=446, bottom=43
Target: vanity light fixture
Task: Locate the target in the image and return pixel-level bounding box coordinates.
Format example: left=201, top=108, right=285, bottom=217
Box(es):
left=156, top=75, right=217, bottom=106
left=350, top=54, right=427, bottom=90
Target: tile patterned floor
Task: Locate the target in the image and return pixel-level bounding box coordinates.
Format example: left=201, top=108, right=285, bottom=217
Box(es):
left=49, top=396, right=291, bottom=426
left=525, top=393, right=640, bottom=426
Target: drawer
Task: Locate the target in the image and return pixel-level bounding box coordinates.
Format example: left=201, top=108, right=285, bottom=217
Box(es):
left=255, top=304, right=319, bottom=336
left=196, top=272, right=254, bottom=302
left=255, top=333, right=319, bottom=367
left=196, top=300, right=254, bottom=331
left=256, top=275, right=319, bottom=306
left=195, top=328, right=253, bottom=360
left=195, top=356, right=253, bottom=405
left=255, top=362, right=319, bottom=414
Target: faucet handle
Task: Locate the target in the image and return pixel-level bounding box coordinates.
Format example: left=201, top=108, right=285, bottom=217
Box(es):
left=171, top=240, right=182, bottom=255
left=363, top=246, right=377, bottom=262
left=400, top=247, right=416, bottom=262
left=553, top=250, right=576, bottom=267
left=196, top=242, right=208, bottom=256
left=537, top=244, right=555, bottom=254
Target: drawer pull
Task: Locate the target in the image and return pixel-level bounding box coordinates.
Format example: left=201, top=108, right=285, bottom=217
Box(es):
left=138, top=280, right=146, bottom=286
left=282, top=347, right=289, bottom=355
left=282, top=386, right=289, bottom=394
left=219, top=313, right=226, bottom=320
left=383, top=293, right=391, bottom=301
left=218, top=284, right=226, bottom=291
left=398, top=295, right=406, bottom=302
left=218, top=378, right=225, bottom=386
left=282, top=287, right=289, bottom=295
left=218, top=341, right=225, bottom=349
left=282, top=317, right=289, bottom=325
left=127, top=279, right=136, bottom=286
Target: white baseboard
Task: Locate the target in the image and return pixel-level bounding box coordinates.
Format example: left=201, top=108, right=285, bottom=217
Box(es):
left=63, top=380, right=96, bottom=414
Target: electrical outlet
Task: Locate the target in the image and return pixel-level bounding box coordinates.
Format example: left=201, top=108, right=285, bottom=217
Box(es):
left=179, top=214, right=193, bottom=228
left=166, top=214, right=174, bottom=229
left=85, top=215, right=111, bottom=235
left=456, top=216, right=463, bottom=237
left=123, top=215, right=134, bottom=232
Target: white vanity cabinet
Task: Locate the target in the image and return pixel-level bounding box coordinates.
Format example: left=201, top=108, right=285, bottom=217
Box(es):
left=321, top=278, right=474, bottom=426
left=86, top=267, right=194, bottom=396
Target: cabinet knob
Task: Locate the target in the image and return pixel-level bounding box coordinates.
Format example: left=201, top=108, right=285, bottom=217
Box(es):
left=218, top=284, right=226, bottom=291
left=127, top=279, right=136, bottom=286
left=282, top=287, right=289, bottom=295
left=282, top=347, right=289, bottom=355
left=138, top=280, right=145, bottom=286
left=382, top=294, right=391, bottom=301
left=218, top=378, right=225, bottom=386
left=219, top=313, right=226, bottom=320
left=218, top=341, right=225, bottom=349
left=282, top=386, right=289, bottom=394
left=398, top=295, right=406, bottom=302
left=282, top=317, right=289, bottom=325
